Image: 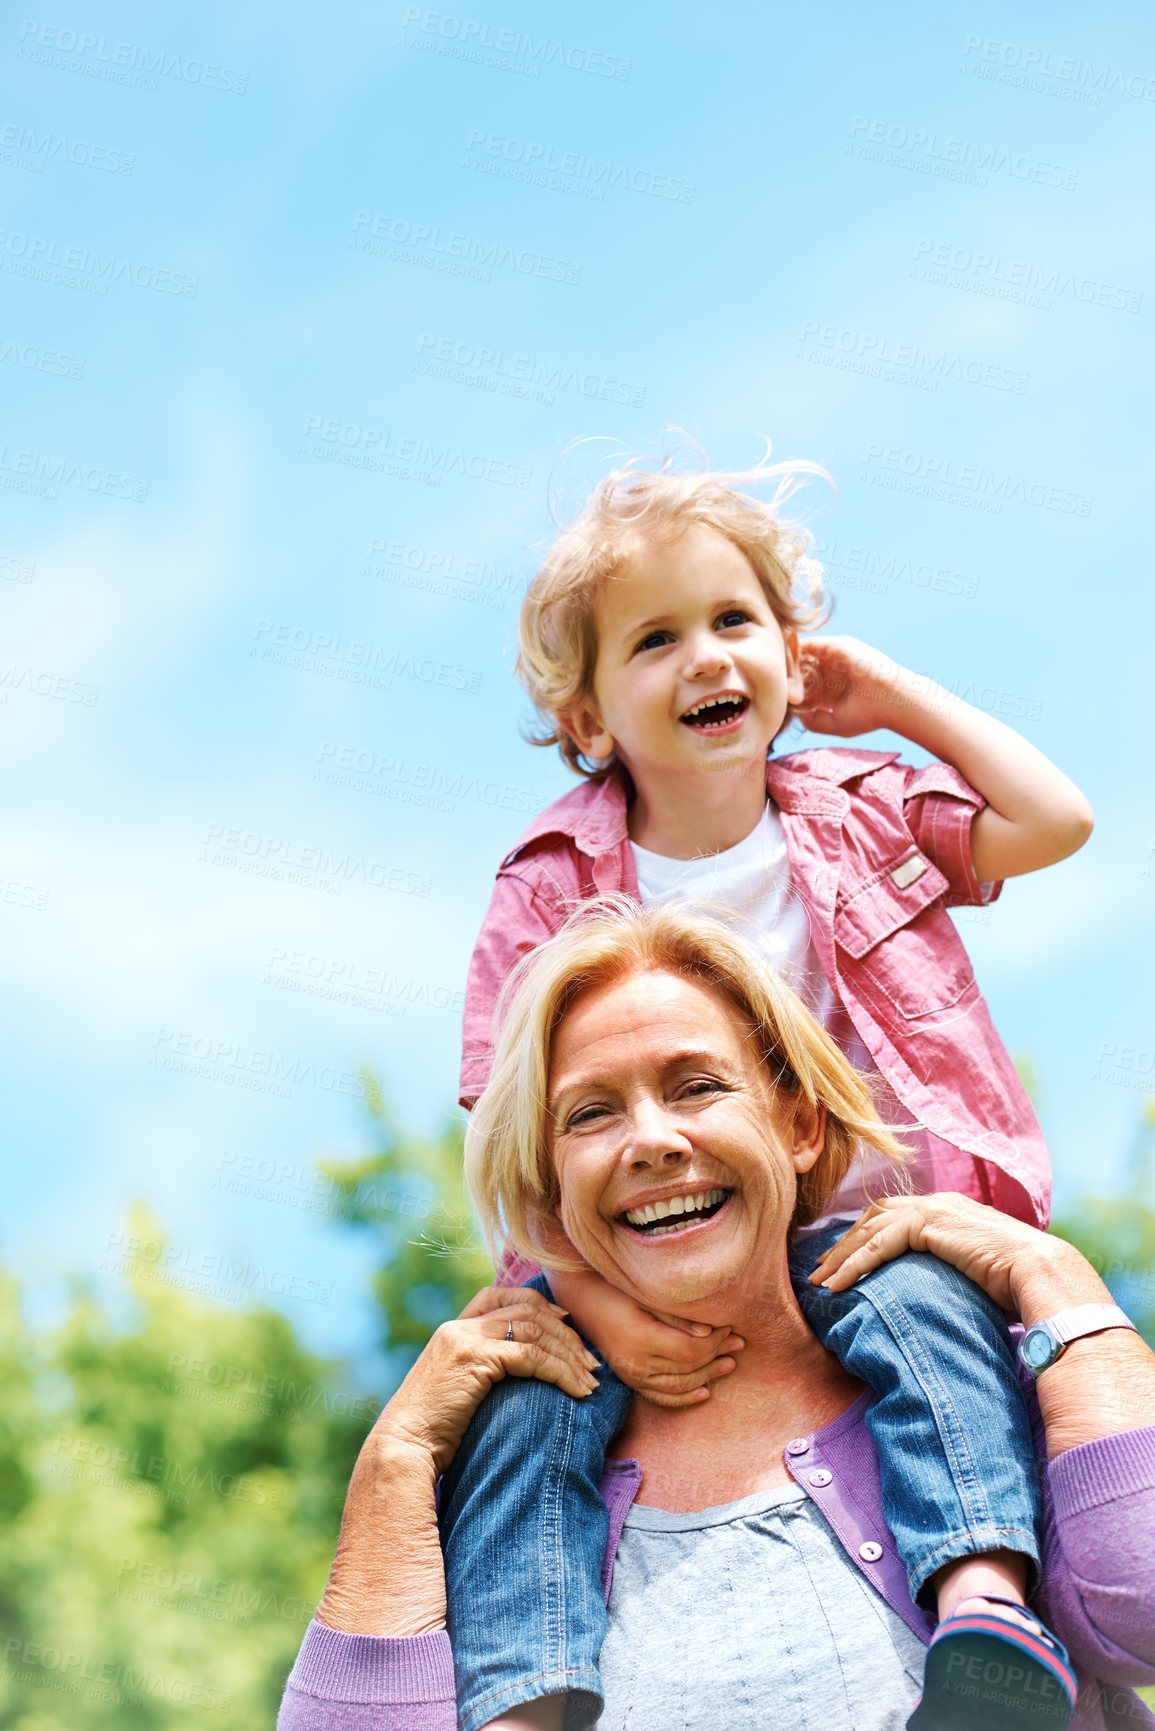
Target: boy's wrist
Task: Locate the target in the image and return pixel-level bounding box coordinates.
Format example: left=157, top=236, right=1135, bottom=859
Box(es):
left=857, top=658, right=954, bottom=740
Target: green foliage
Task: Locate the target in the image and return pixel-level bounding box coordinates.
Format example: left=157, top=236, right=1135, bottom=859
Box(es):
left=1050, top=1103, right=1155, bottom=1347
left=317, top=1075, right=493, bottom=1360
left=0, top=1080, right=493, bottom=1730
left=0, top=1206, right=367, bottom=1730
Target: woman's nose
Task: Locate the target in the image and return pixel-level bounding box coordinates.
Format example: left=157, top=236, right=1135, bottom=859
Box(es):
left=625, top=1102, right=691, bottom=1170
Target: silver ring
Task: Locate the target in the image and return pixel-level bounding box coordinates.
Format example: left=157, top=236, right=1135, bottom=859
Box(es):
left=506, top=1321, right=514, bottom=1342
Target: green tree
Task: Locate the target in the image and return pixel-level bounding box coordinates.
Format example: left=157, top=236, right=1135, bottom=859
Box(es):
left=318, top=1075, right=493, bottom=1362
left=0, top=1207, right=367, bottom=1729
left=1050, top=1102, right=1155, bottom=1348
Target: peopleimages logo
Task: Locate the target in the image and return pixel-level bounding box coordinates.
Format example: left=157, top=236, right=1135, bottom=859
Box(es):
left=16, top=20, right=248, bottom=93
left=910, top=238, right=1141, bottom=314
left=401, top=8, right=631, bottom=79
left=0, top=120, right=134, bottom=174
left=959, top=35, right=1155, bottom=102
left=0, top=227, right=198, bottom=297
left=848, top=116, right=1078, bottom=189
left=351, top=210, right=581, bottom=285
left=415, top=332, right=645, bottom=407
left=463, top=129, right=695, bottom=202
left=862, top=443, right=1091, bottom=517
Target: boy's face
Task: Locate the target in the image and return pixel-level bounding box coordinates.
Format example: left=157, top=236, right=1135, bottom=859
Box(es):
left=564, top=524, right=804, bottom=789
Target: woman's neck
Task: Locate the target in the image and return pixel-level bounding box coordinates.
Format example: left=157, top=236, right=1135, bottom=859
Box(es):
left=609, top=1289, right=864, bottom=1513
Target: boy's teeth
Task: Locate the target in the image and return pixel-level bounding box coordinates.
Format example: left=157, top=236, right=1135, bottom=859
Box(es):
left=625, top=1188, right=726, bottom=1229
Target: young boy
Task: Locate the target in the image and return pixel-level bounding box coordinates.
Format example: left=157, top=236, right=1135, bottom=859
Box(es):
left=443, top=455, right=1093, bottom=1731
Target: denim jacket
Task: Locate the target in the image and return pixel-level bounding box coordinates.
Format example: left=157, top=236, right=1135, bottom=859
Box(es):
left=461, top=747, right=1049, bottom=1230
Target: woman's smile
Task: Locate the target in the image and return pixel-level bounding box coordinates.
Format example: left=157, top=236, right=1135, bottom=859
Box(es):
left=617, top=1184, right=736, bottom=1241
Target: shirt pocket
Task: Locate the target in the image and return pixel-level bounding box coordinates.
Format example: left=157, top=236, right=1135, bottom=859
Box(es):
left=833, top=849, right=975, bottom=1019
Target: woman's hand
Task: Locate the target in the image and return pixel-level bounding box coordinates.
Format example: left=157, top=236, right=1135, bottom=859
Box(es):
left=377, top=1285, right=601, bottom=1477
left=808, top=1192, right=1106, bottom=1319
left=316, top=1287, right=599, bottom=1636
left=809, top=1193, right=1155, bottom=1459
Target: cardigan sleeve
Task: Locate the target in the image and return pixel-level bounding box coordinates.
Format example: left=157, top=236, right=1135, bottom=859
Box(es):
left=1036, top=1426, right=1155, bottom=1686
left=276, top=1623, right=457, bottom=1731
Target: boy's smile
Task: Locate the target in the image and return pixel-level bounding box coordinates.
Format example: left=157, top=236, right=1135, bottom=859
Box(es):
left=562, top=524, right=804, bottom=851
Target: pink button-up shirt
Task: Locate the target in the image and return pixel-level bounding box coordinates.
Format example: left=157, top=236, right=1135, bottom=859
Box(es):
left=461, top=747, right=1049, bottom=1230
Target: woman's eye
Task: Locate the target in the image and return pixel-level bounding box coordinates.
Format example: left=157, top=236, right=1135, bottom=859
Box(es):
left=566, top=1104, right=610, bottom=1130
left=680, top=1078, right=726, bottom=1100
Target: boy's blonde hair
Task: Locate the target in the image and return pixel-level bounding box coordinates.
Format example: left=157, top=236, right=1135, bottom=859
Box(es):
left=517, top=441, right=832, bottom=777
left=464, top=897, right=906, bottom=1273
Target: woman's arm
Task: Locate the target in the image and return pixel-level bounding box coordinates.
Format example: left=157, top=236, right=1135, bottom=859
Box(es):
left=277, top=1288, right=598, bottom=1730
left=318, top=1285, right=599, bottom=1635
left=810, top=1194, right=1155, bottom=1685
left=793, top=636, right=1094, bottom=880
left=810, top=1194, right=1155, bottom=1455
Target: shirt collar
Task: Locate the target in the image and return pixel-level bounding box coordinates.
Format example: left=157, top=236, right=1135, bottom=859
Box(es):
left=504, top=747, right=901, bottom=866
left=502, top=769, right=631, bottom=866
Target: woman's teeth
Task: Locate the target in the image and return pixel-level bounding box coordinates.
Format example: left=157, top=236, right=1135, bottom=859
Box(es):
left=624, top=1188, right=727, bottom=1235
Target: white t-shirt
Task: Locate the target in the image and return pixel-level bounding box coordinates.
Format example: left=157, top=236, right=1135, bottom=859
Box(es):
left=631, top=803, right=910, bottom=1215
left=632, top=805, right=837, bottom=1025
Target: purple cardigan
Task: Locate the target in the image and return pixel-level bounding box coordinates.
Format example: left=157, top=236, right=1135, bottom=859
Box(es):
left=279, top=1384, right=1155, bottom=1731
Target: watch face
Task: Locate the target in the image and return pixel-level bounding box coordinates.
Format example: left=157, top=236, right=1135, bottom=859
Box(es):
left=1020, top=1327, right=1057, bottom=1372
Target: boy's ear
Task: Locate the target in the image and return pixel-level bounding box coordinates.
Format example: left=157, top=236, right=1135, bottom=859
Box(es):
left=557, top=696, right=613, bottom=763
left=783, top=630, right=806, bottom=709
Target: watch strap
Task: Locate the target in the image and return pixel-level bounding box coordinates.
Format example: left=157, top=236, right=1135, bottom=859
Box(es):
left=1046, top=1302, right=1137, bottom=1348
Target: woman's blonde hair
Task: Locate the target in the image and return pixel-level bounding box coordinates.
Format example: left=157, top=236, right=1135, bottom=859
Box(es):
left=464, top=898, right=905, bottom=1272
left=517, top=439, right=832, bottom=777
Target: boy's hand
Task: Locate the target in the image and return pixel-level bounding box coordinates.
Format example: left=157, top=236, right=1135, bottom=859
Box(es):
left=794, top=634, right=1094, bottom=880
left=549, top=1265, right=744, bottom=1409
left=792, top=635, right=908, bottom=738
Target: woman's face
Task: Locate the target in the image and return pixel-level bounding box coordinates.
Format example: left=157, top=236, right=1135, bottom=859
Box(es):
left=546, top=967, right=823, bottom=1314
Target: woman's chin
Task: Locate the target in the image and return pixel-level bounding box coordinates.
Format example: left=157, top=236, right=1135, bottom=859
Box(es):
left=610, top=1218, right=752, bottom=1307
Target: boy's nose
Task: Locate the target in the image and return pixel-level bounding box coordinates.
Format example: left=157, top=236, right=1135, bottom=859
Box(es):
left=683, top=636, right=731, bottom=679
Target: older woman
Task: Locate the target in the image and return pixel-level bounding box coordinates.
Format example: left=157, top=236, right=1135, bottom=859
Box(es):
left=279, top=904, right=1155, bottom=1731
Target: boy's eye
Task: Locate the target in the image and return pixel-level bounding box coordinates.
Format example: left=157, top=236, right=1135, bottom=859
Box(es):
left=633, top=629, right=672, bottom=655
left=716, top=609, right=751, bottom=629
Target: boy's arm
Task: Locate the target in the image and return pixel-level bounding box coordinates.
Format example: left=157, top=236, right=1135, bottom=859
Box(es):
left=794, top=636, right=1094, bottom=881
left=549, top=1265, right=744, bottom=1408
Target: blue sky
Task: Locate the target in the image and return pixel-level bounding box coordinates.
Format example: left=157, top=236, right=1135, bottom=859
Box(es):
left=3, top=0, right=1153, bottom=1376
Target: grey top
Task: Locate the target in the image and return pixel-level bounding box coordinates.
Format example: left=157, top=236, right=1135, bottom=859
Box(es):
left=596, top=1480, right=924, bottom=1731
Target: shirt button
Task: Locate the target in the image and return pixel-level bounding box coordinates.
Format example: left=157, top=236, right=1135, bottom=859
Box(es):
left=859, top=1541, right=883, bottom=1563
left=786, top=1438, right=810, bottom=1456
left=808, top=1469, right=832, bottom=1488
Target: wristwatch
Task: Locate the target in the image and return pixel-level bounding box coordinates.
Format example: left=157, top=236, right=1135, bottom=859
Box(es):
left=1017, top=1302, right=1138, bottom=1375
